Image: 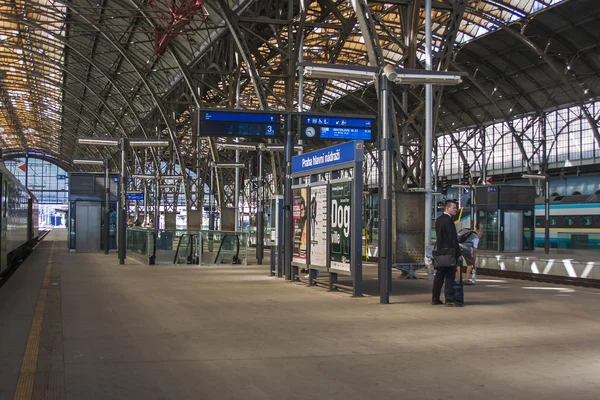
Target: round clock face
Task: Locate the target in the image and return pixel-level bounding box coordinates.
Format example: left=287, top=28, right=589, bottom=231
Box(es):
left=305, top=126, right=316, bottom=138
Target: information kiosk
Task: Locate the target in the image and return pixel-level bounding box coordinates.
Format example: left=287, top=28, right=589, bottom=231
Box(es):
left=290, top=141, right=364, bottom=297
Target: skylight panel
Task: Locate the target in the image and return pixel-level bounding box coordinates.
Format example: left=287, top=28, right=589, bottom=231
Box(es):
left=0, top=0, right=66, bottom=154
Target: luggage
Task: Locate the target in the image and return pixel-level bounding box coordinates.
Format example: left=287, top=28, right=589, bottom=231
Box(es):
left=457, top=228, right=475, bottom=243
left=453, top=269, right=464, bottom=305
left=453, top=279, right=464, bottom=305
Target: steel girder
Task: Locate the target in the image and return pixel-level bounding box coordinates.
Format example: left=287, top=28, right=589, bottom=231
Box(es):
left=436, top=4, right=600, bottom=182
left=4, top=0, right=600, bottom=213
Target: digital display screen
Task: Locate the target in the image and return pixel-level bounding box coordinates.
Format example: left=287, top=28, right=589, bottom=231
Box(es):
left=200, top=111, right=282, bottom=137
left=320, top=127, right=372, bottom=140
left=303, top=116, right=373, bottom=128
left=204, top=111, right=279, bottom=123
left=300, top=115, right=376, bottom=141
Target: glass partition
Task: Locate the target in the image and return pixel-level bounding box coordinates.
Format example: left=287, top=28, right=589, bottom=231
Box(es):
left=522, top=210, right=535, bottom=250
left=127, top=227, right=248, bottom=266
left=477, top=209, right=499, bottom=251
left=126, top=227, right=155, bottom=260
left=198, top=230, right=248, bottom=265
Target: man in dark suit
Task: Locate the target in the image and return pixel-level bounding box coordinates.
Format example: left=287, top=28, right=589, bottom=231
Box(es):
left=432, top=200, right=463, bottom=307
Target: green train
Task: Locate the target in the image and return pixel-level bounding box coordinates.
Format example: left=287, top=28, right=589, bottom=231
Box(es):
left=0, top=162, right=39, bottom=276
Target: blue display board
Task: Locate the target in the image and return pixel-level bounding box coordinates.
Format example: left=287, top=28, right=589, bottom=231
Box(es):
left=199, top=110, right=282, bottom=137
left=127, top=192, right=144, bottom=201
left=292, top=141, right=359, bottom=175
left=299, top=114, right=376, bottom=141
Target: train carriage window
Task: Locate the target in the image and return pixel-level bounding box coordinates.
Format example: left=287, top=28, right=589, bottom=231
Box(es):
left=563, top=217, right=574, bottom=226
left=550, top=217, right=557, bottom=226
left=582, top=216, right=593, bottom=226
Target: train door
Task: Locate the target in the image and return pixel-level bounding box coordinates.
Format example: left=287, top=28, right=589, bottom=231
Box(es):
left=75, top=201, right=101, bottom=252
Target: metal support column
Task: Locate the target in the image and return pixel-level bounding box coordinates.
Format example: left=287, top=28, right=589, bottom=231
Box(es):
left=104, top=159, right=110, bottom=255
left=235, top=146, right=240, bottom=230
left=424, top=0, right=434, bottom=252
left=143, top=185, right=148, bottom=224
left=118, top=138, right=130, bottom=265
left=378, top=75, right=392, bottom=304
left=24, top=153, right=29, bottom=188
left=256, top=149, right=264, bottom=264
left=155, top=179, right=160, bottom=230
left=284, top=114, right=293, bottom=280
left=209, top=166, right=215, bottom=230
left=352, top=144, right=364, bottom=297
left=235, top=67, right=242, bottom=232
left=542, top=114, right=550, bottom=254
left=544, top=178, right=550, bottom=254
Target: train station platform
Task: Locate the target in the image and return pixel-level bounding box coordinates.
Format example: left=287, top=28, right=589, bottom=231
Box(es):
left=2, top=229, right=600, bottom=399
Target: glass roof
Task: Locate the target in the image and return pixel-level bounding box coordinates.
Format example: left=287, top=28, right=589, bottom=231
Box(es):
left=282, top=0, right=568, bottom=109
left=0, top=0, right=66, bottom=156
left=0, top=0, right=569, bottom=165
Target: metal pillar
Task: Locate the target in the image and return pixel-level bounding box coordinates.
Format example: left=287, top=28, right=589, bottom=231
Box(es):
left=24, top=153, right=29, bottom=188
left=424, top=0, right=434, bottom=251
left=544, top=178, right=550, bottom=254
left=104, top=159, right=110, bottom=255
left=235, top=146, right=240, bottom=230
left=118, top=138, right=130, bottom=264
left=352, top=144, right=364, bottom=297
left=542, top=114, right=550, bottom=254
left=284, top=114, right=293, bottom=280
left=235, top=67, right=242, bottom=231
left=155, top=179, right=160, bottom=230
left=378, top=74, right=392, bottom=304
left=209, top=166, right=215, bottom=230
left=256, top=149, right=264, bottom=265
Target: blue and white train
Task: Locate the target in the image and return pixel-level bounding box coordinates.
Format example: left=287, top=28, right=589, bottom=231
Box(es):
left=452, top=194, right=600, bottom=250
left=534, top=194, right=600, bottom=249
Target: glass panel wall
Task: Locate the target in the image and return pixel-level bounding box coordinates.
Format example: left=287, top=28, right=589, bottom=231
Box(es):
left=436, top=100, right=600, bottom=179
left=4, top=157, right=69, bottom=228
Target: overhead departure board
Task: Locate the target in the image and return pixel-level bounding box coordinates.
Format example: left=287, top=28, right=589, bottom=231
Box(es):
left=199, top=110, right=282, bottom=138
left=299, top=115, right=376, bottom=141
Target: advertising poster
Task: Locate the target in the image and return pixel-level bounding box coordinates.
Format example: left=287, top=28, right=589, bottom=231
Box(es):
left=309, top=185, right=328, bottom=268
left=330, top=181, right=352, bottom=273
left=293, top=188, right=308, bottom=263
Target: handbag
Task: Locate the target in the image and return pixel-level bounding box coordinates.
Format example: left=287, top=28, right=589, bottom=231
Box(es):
left=431, top=248, right=457, bottom=268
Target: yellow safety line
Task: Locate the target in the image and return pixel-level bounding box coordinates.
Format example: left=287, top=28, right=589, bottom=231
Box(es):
left=13, top=241, right=54, bottom=400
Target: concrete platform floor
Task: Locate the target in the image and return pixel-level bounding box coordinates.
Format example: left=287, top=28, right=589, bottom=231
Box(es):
left=1, top=228, right=600, bottom=399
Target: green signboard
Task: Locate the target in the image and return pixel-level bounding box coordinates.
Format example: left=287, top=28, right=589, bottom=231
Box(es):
left=330, top=181, right=351, bottom=273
